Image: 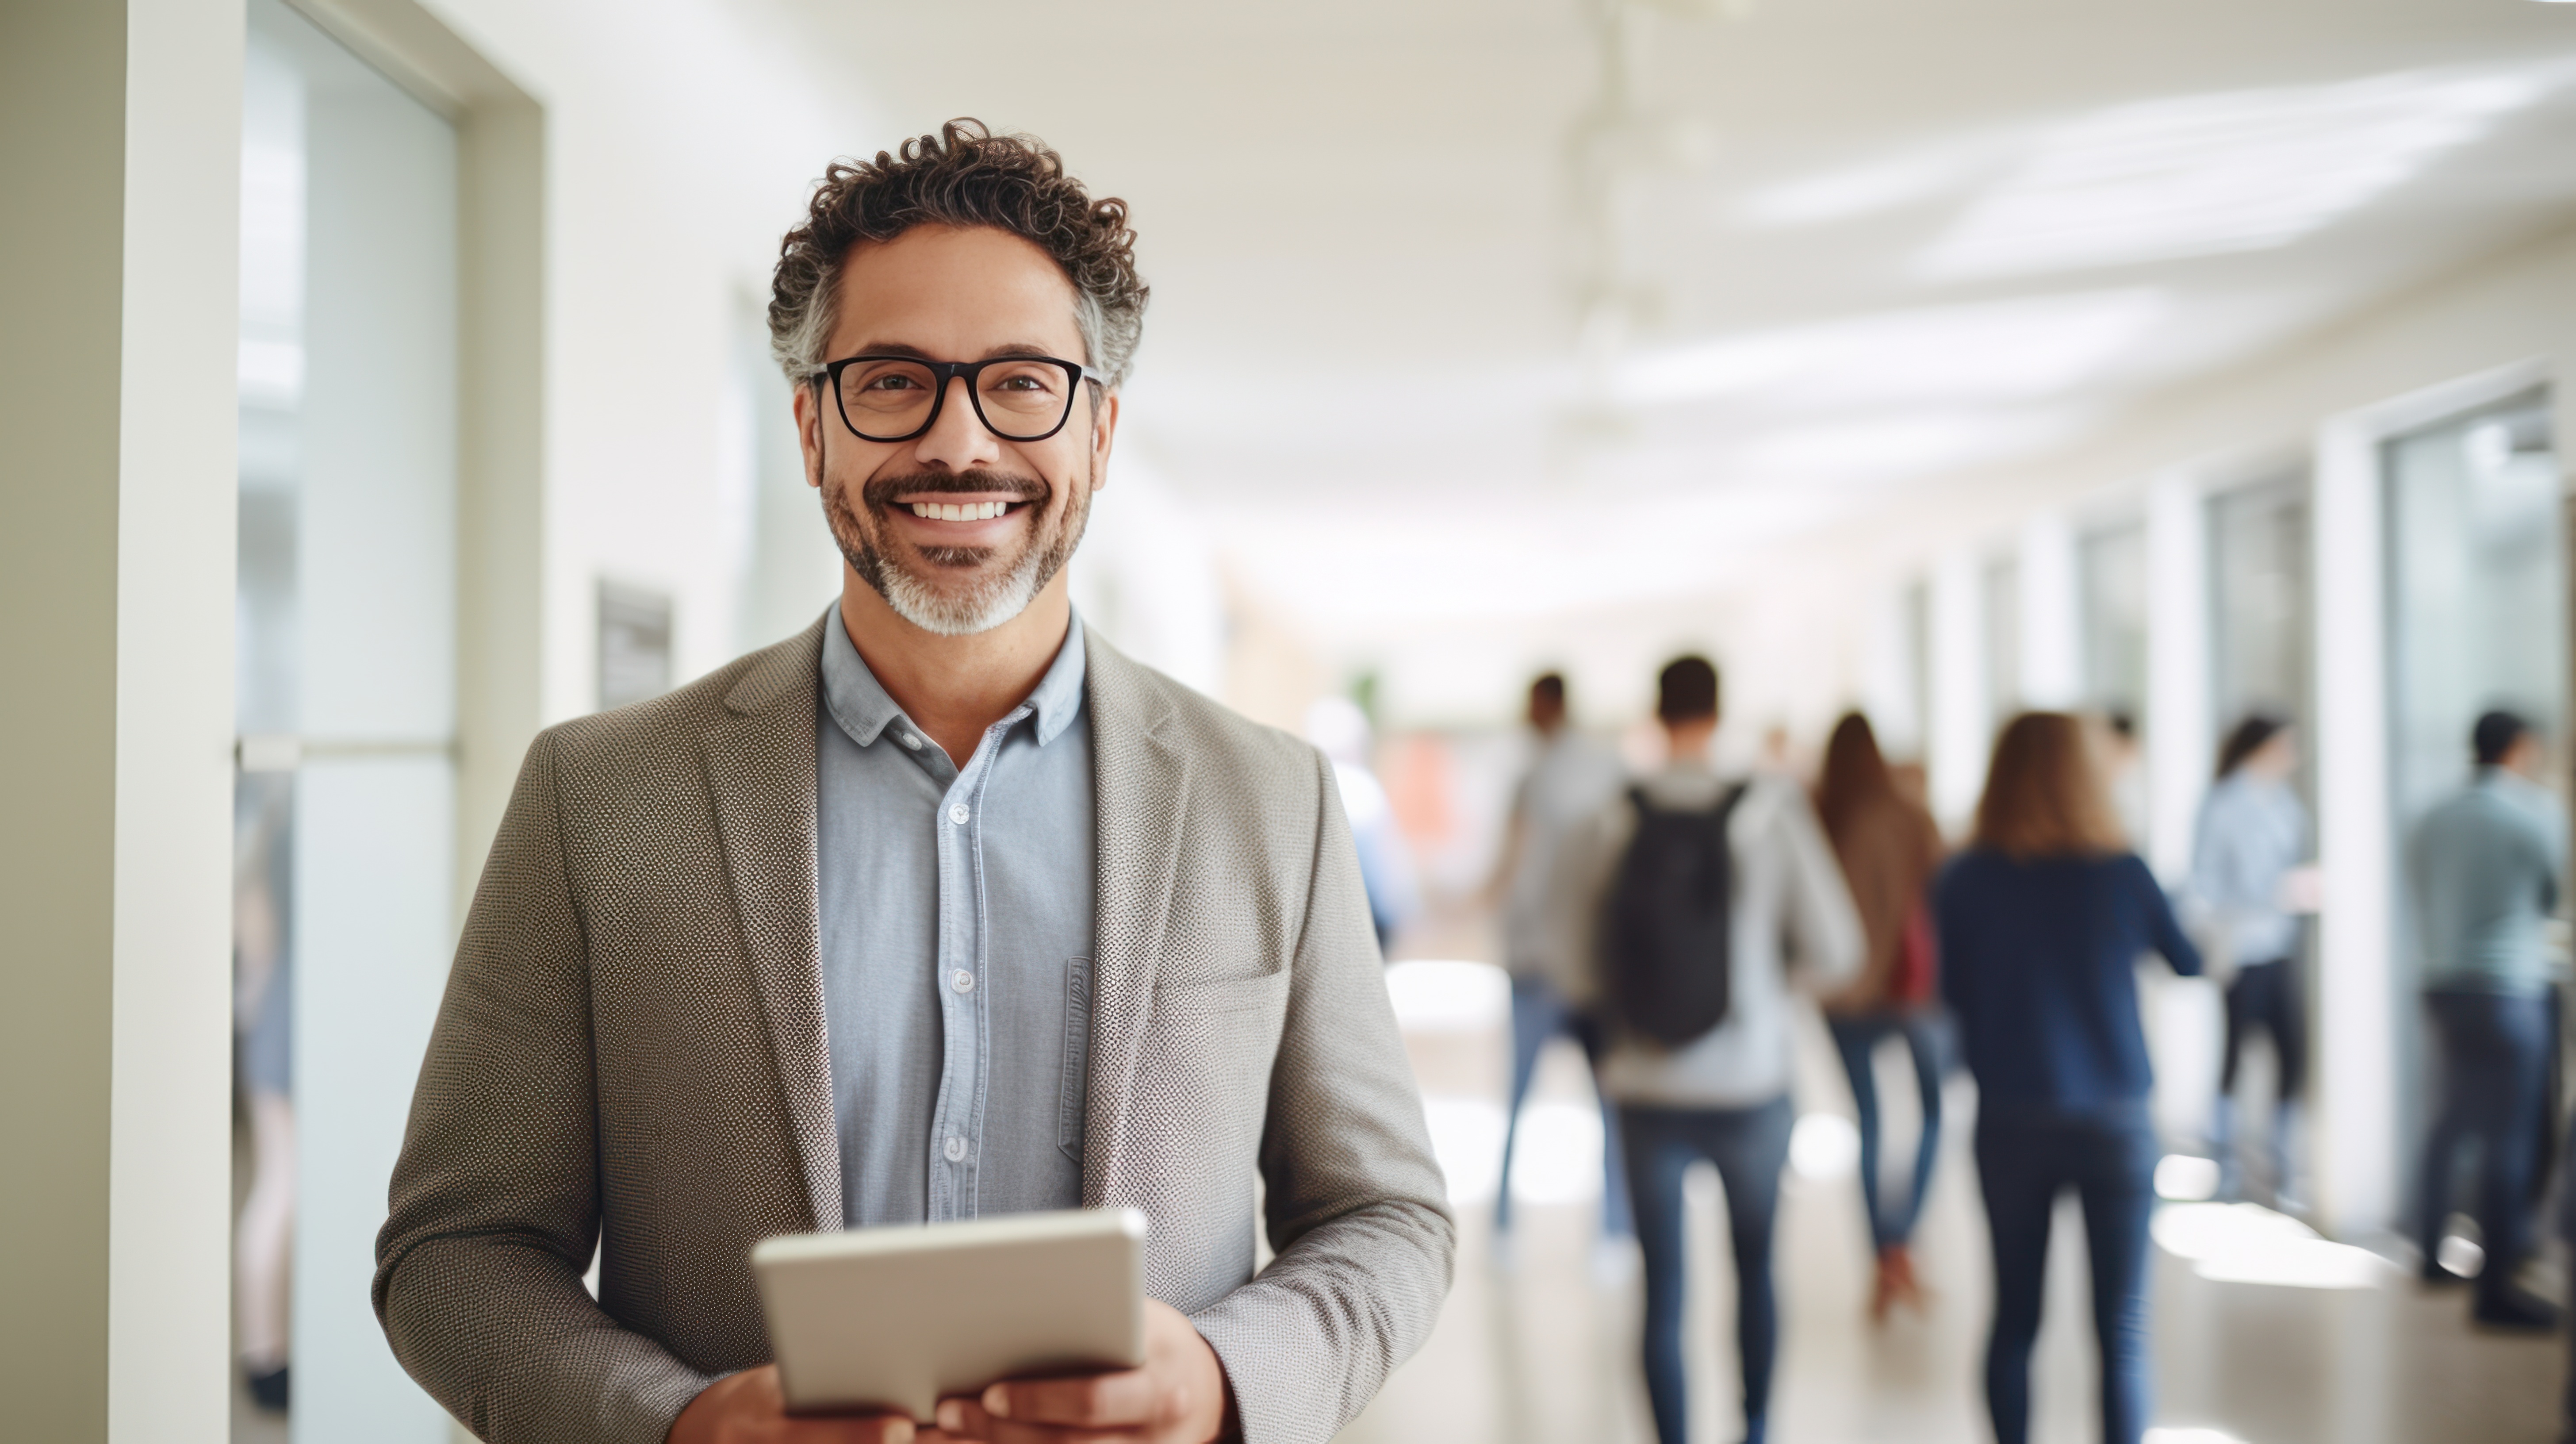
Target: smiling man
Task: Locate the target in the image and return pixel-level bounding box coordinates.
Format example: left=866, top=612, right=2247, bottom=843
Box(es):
left=374, top=121, right=1453, bottom=1444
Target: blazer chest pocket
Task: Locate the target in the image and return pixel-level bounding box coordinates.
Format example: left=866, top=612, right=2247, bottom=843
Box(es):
left=1150, top=970, right=1290, bottom=1024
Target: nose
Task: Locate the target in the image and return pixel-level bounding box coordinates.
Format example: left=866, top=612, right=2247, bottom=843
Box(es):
left=910, top=373, right=1004, bottom=473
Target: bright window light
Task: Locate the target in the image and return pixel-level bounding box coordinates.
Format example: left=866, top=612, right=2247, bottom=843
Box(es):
left=1421, top=1097, right=1506, bottom=1205
left=2144, top=1430, right=2248, bottom=1444
left=1383, top=959, right=1509, bottom=1034
left=1920, top=68, right=2550, bottom=280
left=1508, top=1101, right=1606, bottom=1205
left=2154, top=1202, right=2395, bottom=1290
left=2155, top=1153, right=2222, bottom=1201
left=1789, top=1112, right=1860, bottom=1181
left=1620, top=290, right=2167, bottom=410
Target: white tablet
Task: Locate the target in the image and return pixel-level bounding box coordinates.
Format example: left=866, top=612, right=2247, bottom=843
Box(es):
left=751, top=1207, right=1148, bottom=1422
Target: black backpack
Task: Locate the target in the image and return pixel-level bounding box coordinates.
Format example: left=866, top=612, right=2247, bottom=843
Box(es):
left=1603, top=783, right=1748, bottom=1047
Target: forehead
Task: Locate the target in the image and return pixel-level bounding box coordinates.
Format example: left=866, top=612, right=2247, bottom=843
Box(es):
left=831, top=225, right=1082, bottom=355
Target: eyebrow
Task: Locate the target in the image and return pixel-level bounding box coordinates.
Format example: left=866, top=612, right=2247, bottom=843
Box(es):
left=841, top=340, right=1069, bottom=363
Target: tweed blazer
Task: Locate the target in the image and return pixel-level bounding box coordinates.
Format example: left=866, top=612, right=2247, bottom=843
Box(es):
left=373, top=620, right=1454, bottom=1444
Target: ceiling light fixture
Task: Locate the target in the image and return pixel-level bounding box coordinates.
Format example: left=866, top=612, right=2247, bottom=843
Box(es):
left=1620, top=289, right=2168, bottom=409
left=1919, top=68, right=2550, bottom=280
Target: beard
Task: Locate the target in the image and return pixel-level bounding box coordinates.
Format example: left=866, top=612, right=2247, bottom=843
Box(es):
left=821, top=461, right=1092, bottom=637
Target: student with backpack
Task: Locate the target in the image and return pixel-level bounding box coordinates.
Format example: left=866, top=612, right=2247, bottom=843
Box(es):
left=1558, top=656, right=1863, bottom=1444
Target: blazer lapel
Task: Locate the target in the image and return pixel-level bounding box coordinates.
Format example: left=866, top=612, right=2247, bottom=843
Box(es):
left=701, top=619, right=843, bottom=1231
left=1081, top=636, right=1188, bottom=1205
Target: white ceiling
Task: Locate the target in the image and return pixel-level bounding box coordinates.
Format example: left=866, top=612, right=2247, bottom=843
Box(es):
left=790, top=0, right=2576, bottom=648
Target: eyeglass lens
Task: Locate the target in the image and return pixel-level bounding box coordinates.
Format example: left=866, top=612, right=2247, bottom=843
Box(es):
left=836, top=359, right=1075, bottom=441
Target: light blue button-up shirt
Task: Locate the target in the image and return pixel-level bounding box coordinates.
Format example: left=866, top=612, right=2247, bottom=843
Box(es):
left=816, top=606, right=1095, bottom=1227
left=2189, top=772, right=2310, bottom=968
left=2409, top=767, right=2568, bottom=997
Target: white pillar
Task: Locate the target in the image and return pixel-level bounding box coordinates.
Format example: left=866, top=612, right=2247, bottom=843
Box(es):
left=2019, top=512, right=2083, bottom=710
left=2312, top=414, right=2398, bottom=1240
left=0, top=2, right=243, bottom=1439
left=2143, top=472, right=2212, bottom=882
left=1928, top=550, right=1988, bottom=832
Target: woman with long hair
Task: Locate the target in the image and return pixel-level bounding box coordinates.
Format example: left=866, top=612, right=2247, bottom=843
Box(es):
left=1814, top=713, right=1948, bottom=1319
left=1939, top=713, right=2201, bottom=1444
left=2192, top=712, right=2315, bottom=1204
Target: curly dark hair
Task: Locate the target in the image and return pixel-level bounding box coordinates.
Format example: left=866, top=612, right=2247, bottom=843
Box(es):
left=768, top=119, right=1149, bottom=388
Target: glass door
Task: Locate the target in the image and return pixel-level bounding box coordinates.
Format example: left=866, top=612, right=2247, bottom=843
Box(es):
left=235, top=0, right=460, bottom=1436
left=2384, top=389, right=2566, bottom=1218
left=2208, top=476, right=2315, bottom=806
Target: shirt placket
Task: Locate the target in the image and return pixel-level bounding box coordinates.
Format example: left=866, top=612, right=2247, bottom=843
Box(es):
left=925, top=704, right=1030, bottom=1222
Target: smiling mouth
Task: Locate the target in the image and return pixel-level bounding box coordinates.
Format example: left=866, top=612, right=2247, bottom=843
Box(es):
left=900, top=499, right=1027, bottom=521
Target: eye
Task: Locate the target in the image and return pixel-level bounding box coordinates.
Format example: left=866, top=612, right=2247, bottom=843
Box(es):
left=861, top=372, right=924, bottom=392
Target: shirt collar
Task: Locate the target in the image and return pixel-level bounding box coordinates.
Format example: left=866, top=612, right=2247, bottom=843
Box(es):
left=819, top=604, right=1088, bottom=750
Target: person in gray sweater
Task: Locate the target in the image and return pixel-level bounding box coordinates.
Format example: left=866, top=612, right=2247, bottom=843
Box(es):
left=2410, top=709, right=2566, bottom=1329
left=1556, top=657, right=1863, bottom=1444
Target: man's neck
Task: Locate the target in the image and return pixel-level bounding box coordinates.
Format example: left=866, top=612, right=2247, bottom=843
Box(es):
left=837, top=568, right=1072, bottom=766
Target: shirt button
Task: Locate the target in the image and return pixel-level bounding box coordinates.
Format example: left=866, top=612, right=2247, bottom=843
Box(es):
left=948, top=803, right=970, bottom=826
left=899, top=732, right=923, bottom=750
left=944, top=1136, right=968, bottom=1163
left=951, top=969, right=976, bottom=994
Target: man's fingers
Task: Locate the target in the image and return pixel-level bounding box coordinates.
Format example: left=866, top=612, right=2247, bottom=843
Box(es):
left=985, top=1368, right=1158, bottom=1427
left=767, top=1411, right=918, bottom=1443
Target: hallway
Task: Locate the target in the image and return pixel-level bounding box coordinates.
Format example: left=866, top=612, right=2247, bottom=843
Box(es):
left=1347, top=956, right=2565, bottom=1444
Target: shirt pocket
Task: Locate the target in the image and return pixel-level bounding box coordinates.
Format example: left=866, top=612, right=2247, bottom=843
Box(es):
left=1059, top=955, right=1092, bottom=1166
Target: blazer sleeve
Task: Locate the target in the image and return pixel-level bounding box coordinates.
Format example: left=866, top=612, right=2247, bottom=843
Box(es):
left=1188, top=751, right=1457, bottom=1444
left=373, top=731, right=716, bottom=1444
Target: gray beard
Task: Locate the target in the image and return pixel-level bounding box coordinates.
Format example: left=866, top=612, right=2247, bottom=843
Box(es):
left=822, top=464, right=1092, bottom=638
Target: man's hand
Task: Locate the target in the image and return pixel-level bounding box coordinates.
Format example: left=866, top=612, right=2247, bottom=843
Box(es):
left=669, top=1365, right=939, bottom=1444
left=931, top=1299, right=1232, bottom=1444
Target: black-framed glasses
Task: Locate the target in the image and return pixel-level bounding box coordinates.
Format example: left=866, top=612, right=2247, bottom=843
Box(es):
left=812, top=354, right=1100, bottom=444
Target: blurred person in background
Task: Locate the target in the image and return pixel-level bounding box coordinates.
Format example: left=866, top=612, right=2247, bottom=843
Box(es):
left=1562, top=656, right=1863, bottom=1444
left=2410, top=709, right=2566, bottom=1329
left=2191, top=713, right=2319, bottom=1206
left=2101, top=710, right=2148, bottom=850
left=1939, top=712, right=2200, bottom=1444
left=1814, top=712, right=1949, bottom=1321
left=1488, top=672, right=1633, bottom=1257
left=232, top=776, right=295, bottom=1413
left=1307, top=694, right=1420, bottom=950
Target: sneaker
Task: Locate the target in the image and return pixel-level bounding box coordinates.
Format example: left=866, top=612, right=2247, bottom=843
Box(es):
left=246, top=1364, right=290, bottom=1413
left=2472, top=1287, right=2561, bottom=1332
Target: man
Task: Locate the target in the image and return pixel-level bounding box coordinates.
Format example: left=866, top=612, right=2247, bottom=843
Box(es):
left=1559, top=658, right=1862, bottom=1444
left=373, top=121, right=1453, bottom=1444
left=2410, top=709, right=2566, bottom=1329
left=1488, top=673, right=1631, bottom=1257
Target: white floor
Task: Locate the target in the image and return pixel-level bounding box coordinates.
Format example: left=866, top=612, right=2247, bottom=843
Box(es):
left=1340, top=964, right=2566, bottom=1444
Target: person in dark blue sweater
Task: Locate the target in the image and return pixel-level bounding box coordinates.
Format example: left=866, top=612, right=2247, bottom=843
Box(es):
left=1939, top=711, right=2201, bottom=1444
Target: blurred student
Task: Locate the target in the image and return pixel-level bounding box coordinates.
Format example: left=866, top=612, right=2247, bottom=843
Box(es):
left=1814, top=712, right=1949, bottom=1320
left=1489, top=672, right=1632, bottom=1249
left=2410, top=709, right=2566, bottom=1329
left=1939, top=712, right=2200, bottom=1444
left=2191, top=713, right=2319, bottom=1205
left=1307, top=695, right=1421, bottom=950
left=1563, top=656, right=1863, bottom=1444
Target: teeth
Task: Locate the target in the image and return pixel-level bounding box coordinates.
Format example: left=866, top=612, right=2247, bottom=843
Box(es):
left=906, top=501, right=1013, bottom=520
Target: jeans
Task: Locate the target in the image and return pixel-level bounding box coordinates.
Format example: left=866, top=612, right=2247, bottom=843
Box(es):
left=2418, top=988, right=2552, bottom=1296
left=1497, top=975, right=1632, bottom=1237
left=1974, top=1106, right=2158, bottom=1444
left=1825, top=1010, right=1947, bottom=1251
left=2216, top=957, right=2306, bottom=1198
left=1621, top=1096, right=1795, bottom=1444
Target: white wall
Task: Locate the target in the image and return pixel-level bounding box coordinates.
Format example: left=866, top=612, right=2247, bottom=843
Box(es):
left=412, top=0, right=878, bottom=718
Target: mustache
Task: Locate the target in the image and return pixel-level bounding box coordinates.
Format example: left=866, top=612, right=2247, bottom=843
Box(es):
left=862, top=470, right=1049, bottom=509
